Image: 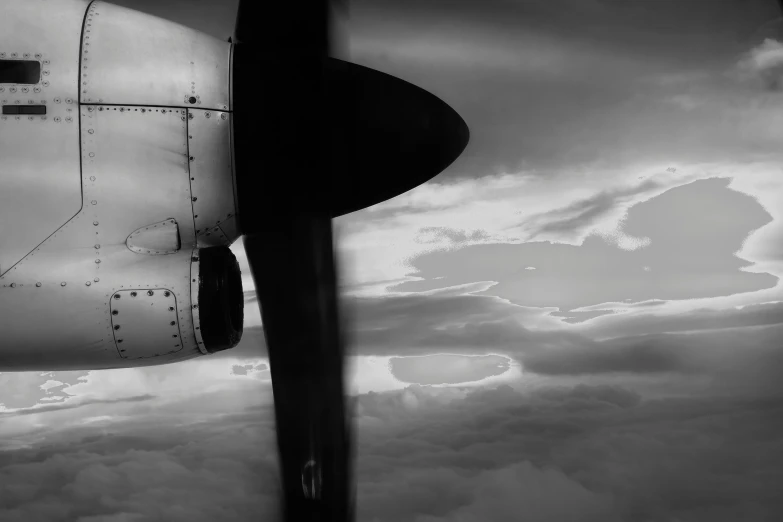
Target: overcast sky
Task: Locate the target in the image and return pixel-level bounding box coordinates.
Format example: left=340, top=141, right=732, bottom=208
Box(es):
left=3, top=0, right=783, bottom=521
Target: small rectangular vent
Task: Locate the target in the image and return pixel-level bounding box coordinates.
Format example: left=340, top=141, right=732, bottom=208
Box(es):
left=0, top=60, right=41, bottom=84
left=2, top=105, right=47, bottom=115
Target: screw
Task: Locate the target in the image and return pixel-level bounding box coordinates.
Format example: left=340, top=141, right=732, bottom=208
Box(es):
left=170, top=321, right=175, bottom=326
left=112, top=310, right=118, bottom=315
left=114, top=325, right=120, bottom=330
left=164, top=291, right=171, bottom=297
left=192, top=197, right=197, bottom=202
left=168, top=306, right=174, bottom=311
left=131, top=291, right=137, bottom=297
left=147, top=290, right=154, bottom=296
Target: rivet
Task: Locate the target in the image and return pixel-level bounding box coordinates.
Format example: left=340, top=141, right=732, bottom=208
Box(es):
left=89, top=152, right=95, bottom=157
left=114, top=325, right=120, bottom=330
left=164, top=291, right=170, bottom=297
left=112, top=310, right=118, bottom=315
left=94, top=277, right=100, bottom=282
left=36, top=282, right=42, bottom=287
left=193, top=304, right=198, bottom=309
left=114, top=294, right=120, bottom=299
left=54, top=97, right=61, bottom=103
left=189, top=156, right=194, bottom=161
left=95, top=244, right=100, bottom=249
left=131, top=291, right=137, bottom=297
left=221, top=113, right=227, bottom=120
left=118, top=340, right=123, bottom=344
left=87, top=106, right=93, bottom=112
left=10, top=283, right=16, bottom=288
left=85, top=281, right=91, bottom=286
left=188, top=113, right=193, bottom=120
left=205, top=112, right=211, bottom=118
left=95, top=259, right=101, bottom=264
left=168, top=306, right=174, bottom=311
left=170, top=321, right=175, bottom=326
left=172, top=334, right=178, bottom=338
left=147, top=290, right=154, bottom=296
left=120, top=107, right=124, bottom=112
left=61, top=282, right=66, bottom=287
left=192, top=197, right=197, bottom=202
left=54, top=117, right=61, bottom=122
left=43, top=60, right=49, bottom=64
left=91, top=200, right=97, bottom=205
left=93, top=221, right=99, bottom=226
left=88, top=129, right=94, bottom=134
left=90, top=176, right=96, bottom=181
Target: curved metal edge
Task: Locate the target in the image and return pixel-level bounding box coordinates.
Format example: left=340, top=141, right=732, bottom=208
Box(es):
left=190, top=247, right=208, bottom=355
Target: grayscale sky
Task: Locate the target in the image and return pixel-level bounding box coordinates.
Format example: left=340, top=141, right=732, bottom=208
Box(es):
left=3, top=0, right=783, bottom=521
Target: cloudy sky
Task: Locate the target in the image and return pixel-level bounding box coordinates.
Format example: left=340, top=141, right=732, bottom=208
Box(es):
left=4, top=0, right=783, bottom=520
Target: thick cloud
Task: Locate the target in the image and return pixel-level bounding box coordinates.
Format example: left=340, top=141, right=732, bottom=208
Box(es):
left=391, top=179, right=776, bottom=312
left=344, top=286, right=783, bottom=397
left=354, top=383, right=783, bottom=522
left=737, top=38, right=783, bottom=91
left=0, top=391, right=279, bottom=522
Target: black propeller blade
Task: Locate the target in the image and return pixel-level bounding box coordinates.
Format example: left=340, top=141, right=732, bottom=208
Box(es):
left=234, top=2, right=354, bottom=521
left=231, top=1, right=469, bottom=521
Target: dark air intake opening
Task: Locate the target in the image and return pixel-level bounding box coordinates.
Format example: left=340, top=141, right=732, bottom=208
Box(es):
left=0, top=60, right=41, bottom=84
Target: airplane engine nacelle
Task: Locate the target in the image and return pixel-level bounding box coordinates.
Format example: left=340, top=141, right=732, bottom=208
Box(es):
left=0, top=0, right=242, bottom=371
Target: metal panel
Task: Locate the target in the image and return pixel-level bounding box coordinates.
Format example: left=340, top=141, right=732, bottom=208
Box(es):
left=81, top=1, right=230, bottom=110
left=0, top=0, right=88, bottom=277
left=188, top=108, right=238, bottom=247
left=81, top=105, right=195, bottom=247
left=110, top=288, right=183, bottom=359
left=0, top=105, right=204, bottom=371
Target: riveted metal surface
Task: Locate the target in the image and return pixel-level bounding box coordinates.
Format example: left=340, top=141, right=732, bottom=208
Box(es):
left=0, top=0, right=88, bottom=277
left=188, top=109, right=238, bottom=247
left=190, top=249, right=208, bottom=355
left=81, top=105, right=195, bottom=246
left=126, top=218, right=181, bottom=255
left=0, top=104, right=205, bottom=371
left=110, top=288, right=183, bottom=359
left=81, top=2, right=230, bottom=110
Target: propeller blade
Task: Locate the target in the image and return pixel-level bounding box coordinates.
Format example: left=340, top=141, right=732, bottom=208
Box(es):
left=233, top=1, right=354, bottom=521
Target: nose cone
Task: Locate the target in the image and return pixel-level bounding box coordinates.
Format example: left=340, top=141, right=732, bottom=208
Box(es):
left=324, top=58, right=470, bottom=217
